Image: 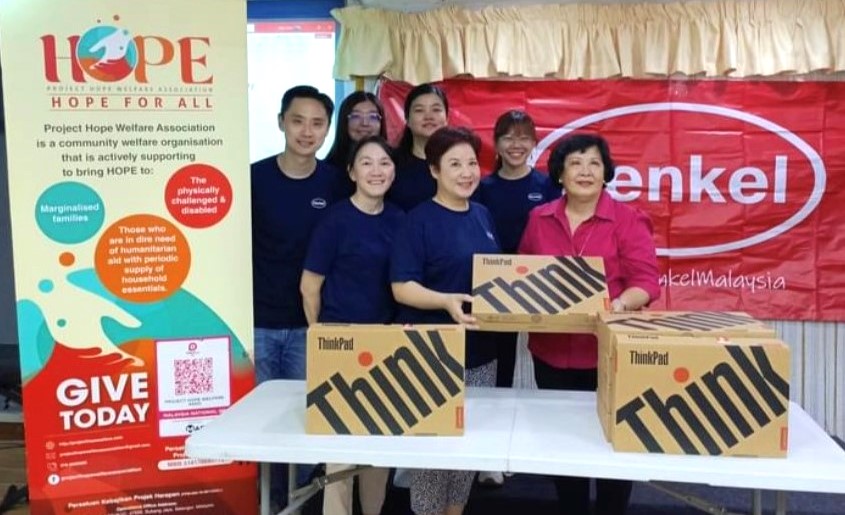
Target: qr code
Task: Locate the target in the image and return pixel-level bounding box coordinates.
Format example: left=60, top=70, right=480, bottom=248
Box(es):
left=174, top=357, right=214, bottom=396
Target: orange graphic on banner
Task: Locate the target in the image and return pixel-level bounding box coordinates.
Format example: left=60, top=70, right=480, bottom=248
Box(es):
left=94, top=214, right=191, bottom=302
left=59, top=252, right=75, bottom=266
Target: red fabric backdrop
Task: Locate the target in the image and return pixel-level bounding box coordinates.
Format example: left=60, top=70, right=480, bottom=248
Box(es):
left=379, top=79, right=845, bottom=321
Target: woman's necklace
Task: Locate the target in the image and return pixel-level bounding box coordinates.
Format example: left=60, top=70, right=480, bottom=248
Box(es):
left=574, top=221, right=596, bottom=257
left=565, top=202, right=598, bottom=256
left=567, top=207, right=596, bottom=257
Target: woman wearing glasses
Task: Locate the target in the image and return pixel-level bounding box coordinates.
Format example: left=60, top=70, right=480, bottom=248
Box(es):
left=326, top=91, right=388, bottom=198
left=472, top=110, right=559, bottom=487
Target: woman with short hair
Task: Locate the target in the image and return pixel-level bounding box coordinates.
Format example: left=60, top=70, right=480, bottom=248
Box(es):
left=519, top=133, right=660, bottom=515
left=391, top=126, right=501, bottom=515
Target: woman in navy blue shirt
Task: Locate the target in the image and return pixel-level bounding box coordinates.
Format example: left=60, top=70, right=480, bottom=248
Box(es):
left=325, top=91, right=388, bottom=199
left=472, top=109, right=559, bottom=487
left=474, top=112, right=559, bottom=382
left=391, top=127, right=500, bottom=515
left=388, top=83, right=449, bottom=211
left=301, top=136, right=404, bottom=515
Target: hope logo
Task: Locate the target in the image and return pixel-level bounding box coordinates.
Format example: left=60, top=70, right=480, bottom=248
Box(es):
left=76, top=25, right=138, bottom=82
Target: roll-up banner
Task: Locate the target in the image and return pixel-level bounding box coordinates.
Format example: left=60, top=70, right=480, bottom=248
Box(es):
left=0, top=1, right=256, bottom=513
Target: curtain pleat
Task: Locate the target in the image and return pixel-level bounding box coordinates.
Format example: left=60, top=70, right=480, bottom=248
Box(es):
left=331, top=0, right=845, bottom=83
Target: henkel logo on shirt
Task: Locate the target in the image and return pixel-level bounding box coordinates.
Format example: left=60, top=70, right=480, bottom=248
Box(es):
left=527, top=192, right=544, bottom=202
left=532, top=103, right=826, bottom=258
left=310, top=198, right=327, bottom=209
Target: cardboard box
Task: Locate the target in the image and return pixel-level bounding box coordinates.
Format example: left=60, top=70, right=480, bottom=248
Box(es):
left=596, top=311, right=778, bottom=438
left=601, top=333, right=790, bottom=457
left=306, top=324, right=465, bottom=436
left=597, top=311, right=776, bottom=357
left=471, top=254, right=609, bottom=333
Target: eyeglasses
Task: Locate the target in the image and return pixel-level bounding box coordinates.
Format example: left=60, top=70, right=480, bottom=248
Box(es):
left=347, top=112, right=382, bottom=124
left=499, top=135, right=534, bottom=145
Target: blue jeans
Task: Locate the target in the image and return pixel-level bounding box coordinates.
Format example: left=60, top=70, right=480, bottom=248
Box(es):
left=254, top=327, right=308, bottom=382
left=254, top=326, right=314, bottom=507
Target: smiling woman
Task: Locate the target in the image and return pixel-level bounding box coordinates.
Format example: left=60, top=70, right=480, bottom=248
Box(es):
left=390, top=126, right=502, bottom=515
left=518, top=132, right=660, bottom=515
left=300, top=135, right=403, bottom=515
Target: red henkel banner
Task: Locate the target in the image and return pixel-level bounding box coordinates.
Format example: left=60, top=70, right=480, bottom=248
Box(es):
left=379, top=79, right=845, bottom=321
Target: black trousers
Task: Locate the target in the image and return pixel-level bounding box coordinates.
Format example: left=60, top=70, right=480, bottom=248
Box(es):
left=532, top=356, right=633, bottom=515
left=494, top=332, right=518, bottom=388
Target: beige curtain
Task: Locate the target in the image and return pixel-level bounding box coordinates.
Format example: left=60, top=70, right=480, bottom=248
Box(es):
left=331, top=0, right=845, bottom=83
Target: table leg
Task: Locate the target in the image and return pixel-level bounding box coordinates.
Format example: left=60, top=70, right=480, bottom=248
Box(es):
left=288, top=463, right=299, bottom=515
left=260, top=462, right=270, bottom=515
left=775, top=491, right=788, bottom=515
left=752, top=490, right=762, bottom=515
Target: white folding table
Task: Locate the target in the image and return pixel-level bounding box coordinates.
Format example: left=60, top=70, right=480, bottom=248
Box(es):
left=185, top=380, right=845, bottom=515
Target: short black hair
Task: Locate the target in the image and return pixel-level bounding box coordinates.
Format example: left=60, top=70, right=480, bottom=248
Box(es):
left=547, top=133, right=616, bottom=186
left=279, top=85, right=334, bottom=120
left=425, top=127, right=481, bottom=169
left=347, top=135, right=395, bottom=172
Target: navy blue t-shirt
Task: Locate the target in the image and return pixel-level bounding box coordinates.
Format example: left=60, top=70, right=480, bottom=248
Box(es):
left=387, top=154, right=436, bottom=211
left=251, top=156, right=338, bottom=328
left=474, top=168, right=559, bottom=253
left=390, top=200, right=501, bottom=368
left=303, top=199, right=405, bottom=323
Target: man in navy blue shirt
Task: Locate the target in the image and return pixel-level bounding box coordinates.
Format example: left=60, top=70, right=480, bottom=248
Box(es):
left=252, top=84, right=336, bottom=382
left=250, top=85, right=336, bottom=508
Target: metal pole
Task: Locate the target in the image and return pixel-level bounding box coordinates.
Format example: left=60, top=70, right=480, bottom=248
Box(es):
left=775, top=491, right=788, bottom=515
left=752, top=490, right=763, bottom=515
left=288, top=463, right=299, bottom=515
left=260, top=462, right=270, bottom=515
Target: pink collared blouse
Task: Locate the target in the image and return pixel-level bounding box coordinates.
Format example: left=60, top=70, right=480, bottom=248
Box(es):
left=518, top=191, right=660, bottom=369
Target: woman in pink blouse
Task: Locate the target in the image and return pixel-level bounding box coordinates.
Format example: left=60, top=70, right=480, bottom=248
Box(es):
left=518, top=133, right=660, bottom=515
